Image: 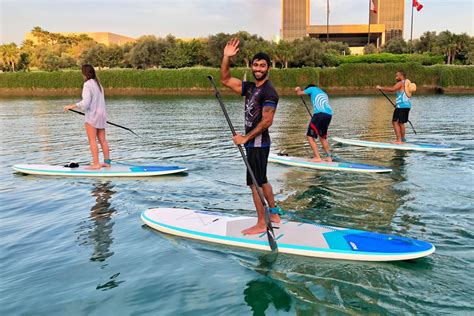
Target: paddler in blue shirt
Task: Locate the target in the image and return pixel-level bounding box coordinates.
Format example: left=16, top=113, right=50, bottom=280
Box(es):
left=295, top=84, right=333, bottom=162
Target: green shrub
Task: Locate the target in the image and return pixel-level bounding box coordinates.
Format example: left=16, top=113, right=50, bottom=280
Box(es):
left=437, top=65, right=474, bottom=87
left=0, top=65, right=472, bottom=90
left=340, top=53, right=444, bottom=66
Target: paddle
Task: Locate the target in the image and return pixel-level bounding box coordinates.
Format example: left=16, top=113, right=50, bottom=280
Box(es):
left=378, top=89, right=417, bottom=135
left=68, top=109, right=141, bottom=137
left=299, top=96, right=313, bottom=118
left=207, top=75, right=278, bottom=253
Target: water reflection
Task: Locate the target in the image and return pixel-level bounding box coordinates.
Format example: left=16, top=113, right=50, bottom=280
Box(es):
left=244, top=278, right=292, bottom=315
left=76, top=181, right=117, bottom=263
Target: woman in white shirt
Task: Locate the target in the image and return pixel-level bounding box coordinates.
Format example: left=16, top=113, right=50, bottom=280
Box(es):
left=64, top=64, right=110, bottom=170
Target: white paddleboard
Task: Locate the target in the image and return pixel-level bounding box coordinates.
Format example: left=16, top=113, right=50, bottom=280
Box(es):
left=141, top=208, right=435, bottom=262
left=12, top=163, right=188, bottom=177
left=333, top=137, right=463, bottom=152
left=269, top=153, right=391, bottom=173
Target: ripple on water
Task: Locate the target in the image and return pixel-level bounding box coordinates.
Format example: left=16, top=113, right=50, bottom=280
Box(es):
left=1, top=95, right=473, bottom=314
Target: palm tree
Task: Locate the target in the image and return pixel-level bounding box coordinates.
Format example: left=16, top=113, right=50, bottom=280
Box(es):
left=0, top=43, right=20, bottom=71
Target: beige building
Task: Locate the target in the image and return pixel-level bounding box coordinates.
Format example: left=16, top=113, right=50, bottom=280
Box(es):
left=370, top=0, right=405, bottom=42
left=25, top=32, right=135, bottom=46
left=281, top=0, right=404, bottom=53
left=281, top=0, right=310, bottom=41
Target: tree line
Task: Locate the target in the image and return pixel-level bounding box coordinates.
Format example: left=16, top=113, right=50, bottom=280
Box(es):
left=0, top=26, right=472, bottom=72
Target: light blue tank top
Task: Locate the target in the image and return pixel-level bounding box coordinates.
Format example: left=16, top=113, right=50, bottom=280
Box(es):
left=395, top=81, right=412, bottom=109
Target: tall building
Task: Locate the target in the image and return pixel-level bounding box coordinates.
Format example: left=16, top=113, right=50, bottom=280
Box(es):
left=281, top=0, right=405, bottom=54
left=370, top=0, right=405, bottom=42
left=281, top=0, right=310, bottom=41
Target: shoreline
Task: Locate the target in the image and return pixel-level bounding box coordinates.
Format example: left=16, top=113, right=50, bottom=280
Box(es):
left=1, top=86, right=473, bottom=97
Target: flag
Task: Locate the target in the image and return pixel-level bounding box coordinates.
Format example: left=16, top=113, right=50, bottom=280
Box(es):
left=370, top=0, right=377, bottom=14
left=413, top=0, right=423, bottom=11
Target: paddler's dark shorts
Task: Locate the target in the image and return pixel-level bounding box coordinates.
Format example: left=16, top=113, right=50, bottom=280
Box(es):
left=392, top=108, right=410, bottom=124
left=245, top=147, right=269, bottom=186
left=307, top=113, right=332, bottom=139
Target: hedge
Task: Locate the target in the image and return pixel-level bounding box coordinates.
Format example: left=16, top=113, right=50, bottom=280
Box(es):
left=0, top=64, right=472, bottom=90
left=339, top=53, right=444, bottom=66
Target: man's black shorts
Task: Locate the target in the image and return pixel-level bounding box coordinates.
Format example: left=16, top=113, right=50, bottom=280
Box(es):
left=392, top=108, right=410, bottom=124
left=306, top=113, right=332, bottom=139
left=245, top=147, right=269, bottom=186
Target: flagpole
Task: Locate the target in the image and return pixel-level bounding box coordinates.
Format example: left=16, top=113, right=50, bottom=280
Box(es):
left=410, top=1, right=414, bottom=53
left=326, top=0, right=329, bottom=42
left=367, top=0, right=371, bottom=45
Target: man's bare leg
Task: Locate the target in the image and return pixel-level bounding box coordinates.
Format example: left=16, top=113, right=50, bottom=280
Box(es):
left=400, top=123, right=406, bottom=142
left=242, top=185, right=267, bottom=235
left=392, top=121, right=403, bottom=144
left=262, top=183, right=280, bottom=223
left=320, top=137, right=332, bottom=162
left=308, top=136, right=322, bottom=162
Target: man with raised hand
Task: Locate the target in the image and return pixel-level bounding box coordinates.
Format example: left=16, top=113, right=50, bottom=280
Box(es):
left=220, top=38, right=280, bottom=235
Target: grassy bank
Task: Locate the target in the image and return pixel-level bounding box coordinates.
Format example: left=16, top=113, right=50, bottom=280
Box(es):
left=1, top=64, right=473, bottom=96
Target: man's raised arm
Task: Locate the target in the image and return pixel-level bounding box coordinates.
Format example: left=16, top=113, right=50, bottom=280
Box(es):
left=221, top=38, right=243, bottom=95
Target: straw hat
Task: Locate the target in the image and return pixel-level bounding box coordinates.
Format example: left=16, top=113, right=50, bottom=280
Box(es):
left=405, top=79, right=417, bottom=97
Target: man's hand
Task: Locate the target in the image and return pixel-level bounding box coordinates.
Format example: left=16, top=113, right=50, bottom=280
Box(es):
left=295, top=86, right=302, bottom=92
left=224, top=38, right=240, bottom=58
left=232, top=133, right=248, bottom=145
left=221, top=38, right=242, bottom=94
left=376, top=85, right=382, bottom=90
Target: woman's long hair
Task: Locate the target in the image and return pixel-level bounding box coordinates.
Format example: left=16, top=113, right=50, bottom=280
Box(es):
left=81, top=64, right=102, bottom=92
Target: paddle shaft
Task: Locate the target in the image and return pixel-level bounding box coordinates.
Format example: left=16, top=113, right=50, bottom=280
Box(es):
left=207, top=76, right=278, bottom=252
left=378, top=89, right=417, bottom=135
left=300, top=96, right=313, bottom=118
left=68, top=109, right=140, bottom=137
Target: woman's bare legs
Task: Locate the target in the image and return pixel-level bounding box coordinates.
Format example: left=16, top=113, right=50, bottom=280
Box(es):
left=97, top=128, right=110, bottom=167
left=85, top=123, right=102, bottom=169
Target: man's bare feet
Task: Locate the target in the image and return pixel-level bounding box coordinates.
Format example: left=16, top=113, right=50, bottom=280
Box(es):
left=86, top=164, right=102, bottom=170
left=311, top=157, right=323, bottom=162
left=391, top=140, right=404, bottom=145
left=101, top=163, right=111, bottom=167
left=242, top=223, right=267, bottom=235
left=270, top=214, right=281, bottom=223
left=324, top=156, right=333, bottom=162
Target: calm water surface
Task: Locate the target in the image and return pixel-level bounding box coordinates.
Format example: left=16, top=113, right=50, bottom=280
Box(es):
left=1, top=94, right=473, bottom=315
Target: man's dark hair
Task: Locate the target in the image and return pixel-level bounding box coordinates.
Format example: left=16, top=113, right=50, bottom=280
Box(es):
left=251, top=52, right=271, bottom=67
left=305, top=84, right=316, bottom=90
left=397, top=70, right=406, bottom=78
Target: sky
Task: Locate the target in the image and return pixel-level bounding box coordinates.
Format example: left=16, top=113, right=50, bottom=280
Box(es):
left=1, top=0, right=473, bottom=44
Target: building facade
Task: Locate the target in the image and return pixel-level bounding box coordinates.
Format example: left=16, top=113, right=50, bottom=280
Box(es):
left=25, top=32, right=135, bottom=46
left=281, top=0, right=310, bottom=41
left=281, top=0, right=404, bottom=52
left=370, top=0, right=405, bottom=42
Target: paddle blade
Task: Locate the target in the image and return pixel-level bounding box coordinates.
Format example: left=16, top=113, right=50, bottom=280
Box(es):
left=266, top=227, right=278, bottom=253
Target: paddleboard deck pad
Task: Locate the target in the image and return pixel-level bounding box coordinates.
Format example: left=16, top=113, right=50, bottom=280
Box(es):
left=333, top=137, right=463, bottom=152
left=141, top=208, right=435, bottom=262
left=269, top=153, right=391, bottom=173
left=12, top=163, right=188, bottom=177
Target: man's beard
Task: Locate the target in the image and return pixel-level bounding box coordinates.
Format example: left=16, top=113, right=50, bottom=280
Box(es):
left=253, top=70, right=268, bottom=81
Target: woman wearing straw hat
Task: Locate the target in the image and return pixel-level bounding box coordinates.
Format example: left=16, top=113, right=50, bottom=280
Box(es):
left=377, top=70, right=416, bottom=144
